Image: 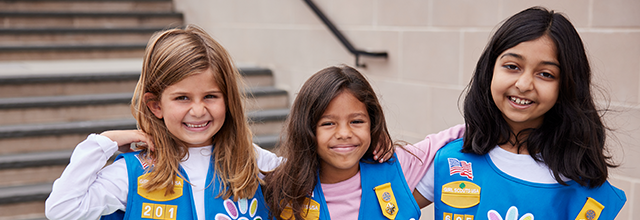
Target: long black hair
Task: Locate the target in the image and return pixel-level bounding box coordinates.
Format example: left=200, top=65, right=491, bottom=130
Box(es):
left=263, top=65, right=395, bottom=219
left=462, top=6, right=616, bottom=188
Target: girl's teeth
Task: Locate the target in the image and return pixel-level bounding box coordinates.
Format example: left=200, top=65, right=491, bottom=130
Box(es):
left=510, top=97, right=531, bottom=105
left=186, top=122, right=208, bottom=128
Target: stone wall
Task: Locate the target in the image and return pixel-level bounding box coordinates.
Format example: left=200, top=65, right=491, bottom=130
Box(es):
left=174, top=0, right=640, bottom=218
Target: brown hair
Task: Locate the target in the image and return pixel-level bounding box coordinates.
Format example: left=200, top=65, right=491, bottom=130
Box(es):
left=263, top=66, right=396, bottom=219
left=131, top=25, right=261, bottom=199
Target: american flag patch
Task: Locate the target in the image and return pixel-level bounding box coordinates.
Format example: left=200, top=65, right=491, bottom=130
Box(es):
left=135, top=154, right=149, bottom=169
left=448, top=158, right=473, bottom=180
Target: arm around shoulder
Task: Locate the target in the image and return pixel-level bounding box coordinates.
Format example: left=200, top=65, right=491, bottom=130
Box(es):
left=253, top=143, right=282, bottom=172
left=414, top=124, right=465, bottom=152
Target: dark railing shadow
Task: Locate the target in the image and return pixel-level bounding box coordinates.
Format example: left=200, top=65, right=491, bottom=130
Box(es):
left=303, top=0, right=388, bottom=68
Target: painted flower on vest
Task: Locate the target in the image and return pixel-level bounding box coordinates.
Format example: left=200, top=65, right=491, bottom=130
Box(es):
left=487, top=206, right=534, bottom=220
left=215, top=198, right=262, bottom=220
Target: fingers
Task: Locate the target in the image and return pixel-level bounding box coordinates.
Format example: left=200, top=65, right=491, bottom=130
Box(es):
left=130, top=130, right=155, bottom=152
left=101, top=130, right=155, bottom=152
left=373, top=144, right=393, bottom=163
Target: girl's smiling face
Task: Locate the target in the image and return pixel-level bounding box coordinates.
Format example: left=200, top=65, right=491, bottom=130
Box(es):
left=491, top=35, right=561, bottom=133
left=148, top=68, right=226, bottom=147
left=316, top=90, right=371, bottom=184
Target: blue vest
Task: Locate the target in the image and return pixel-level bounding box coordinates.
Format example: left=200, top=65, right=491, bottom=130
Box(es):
left=101, top=151, right=269, bottom=220
left=310, top=154, right=421, bottom=220
left=433, top=139, right=626, bottom=220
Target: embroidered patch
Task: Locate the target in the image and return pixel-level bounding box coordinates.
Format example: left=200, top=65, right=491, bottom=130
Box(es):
left=141, top=203, right=177, bottom=220
left=216, top=198, right=262, bottom=220
left=448, top=158, right=473, bottom=180
left=137, top=174, right=183, bottom=201
left=280, top=197, right=320, bottom=220
left=135, top=154, right=150, bottom=169
left=487, top=206, right=533, bottom=220
left=574, top=197, right=604, bottom=220
left=441, top=181, right=480, bottom=209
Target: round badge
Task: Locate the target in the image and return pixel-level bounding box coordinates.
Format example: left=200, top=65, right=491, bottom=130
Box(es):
left=385, top=203, right=396, bottom=215
left=586, top=210, right=596, bottom=220
left=382, top=192, right=391, bottom=202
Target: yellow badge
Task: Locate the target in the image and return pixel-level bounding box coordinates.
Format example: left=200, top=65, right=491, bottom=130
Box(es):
left=575, top=197, right=604, bottom=220
left=374, top=182, right=398, bottom=219
left=137, top=173, right=183, bottom=201
left=444, top=213, right=474, bottom=220
left=141, top=203, right=178, bottom=220
left=441, top=181, right=480, bottom=209
left=280, top=197, right=320, bottom=220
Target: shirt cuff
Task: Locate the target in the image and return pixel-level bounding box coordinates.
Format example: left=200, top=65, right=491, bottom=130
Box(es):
left=89, top=133, right=119, bottom=157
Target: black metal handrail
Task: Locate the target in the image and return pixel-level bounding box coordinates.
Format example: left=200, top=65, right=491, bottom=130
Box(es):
left=303, top=0, right=388, bottom=68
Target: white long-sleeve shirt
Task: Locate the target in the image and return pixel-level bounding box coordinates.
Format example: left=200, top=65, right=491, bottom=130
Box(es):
left=45, top=134, right=281, bottom=220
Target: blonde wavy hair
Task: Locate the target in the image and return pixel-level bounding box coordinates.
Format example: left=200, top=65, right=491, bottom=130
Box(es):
left=131, top=25, right=261, bottom=200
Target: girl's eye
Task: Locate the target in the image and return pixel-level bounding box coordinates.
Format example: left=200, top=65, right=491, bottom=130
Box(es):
left=319, top=122, right=334, bottom=127
left=351, top=120, right=365, bottom=124
left=175, top=96, right=189, bottom=101
left=539, top=72, right=555, bottom=79
left=205, top=94, right=218, bottom=99
left=504, top=64, right=519, bottom=70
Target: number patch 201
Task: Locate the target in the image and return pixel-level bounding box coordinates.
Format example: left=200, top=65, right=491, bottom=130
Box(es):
left=142, top=203, right=178, bottom=220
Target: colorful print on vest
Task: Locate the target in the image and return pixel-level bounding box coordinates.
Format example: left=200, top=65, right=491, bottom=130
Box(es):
left=100, top=151, right=269, bottom=220
left=433, top=139, right=626, bottom=220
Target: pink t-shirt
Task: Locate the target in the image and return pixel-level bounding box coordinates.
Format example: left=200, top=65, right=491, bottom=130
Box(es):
left=320, top=124, right=464, bottom=219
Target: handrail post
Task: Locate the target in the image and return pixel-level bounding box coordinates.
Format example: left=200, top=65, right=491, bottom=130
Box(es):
left=303, top=0, right=388, bottom=68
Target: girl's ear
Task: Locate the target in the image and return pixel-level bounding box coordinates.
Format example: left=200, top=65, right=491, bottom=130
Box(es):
left=144, top=92, right=163, bottom=119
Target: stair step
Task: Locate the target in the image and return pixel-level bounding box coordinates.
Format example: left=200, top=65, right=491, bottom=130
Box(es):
left=0, top=150, right=71, bottom=170
left=0, top=43, right=147, bottom=51
left=0, top=118, right=137, bottom=139
left=253, top=134, right=280, bottom=149
left=0, top=108, right=288, bottom=138
left=0, top=59, right=276, bottom=97
left=0, top=134, right=91, bottom=155
left=0, top=28, right=162, bottom=46
left=0, top=11, right=183, bottom=29
left=247, top=108, right=290, bottom=123
left=0, top=47, right=144, bottom=61
left=247, top=109, right=288, bottom=140
left=238, top=66, right=275, bottom=87
left=245, top=87, right=289, bottom=111
left=0, top=93, right=132, bottom=109
left=0, top=183, right=50, bottom=205
left=0, top=43, right=146, bottom=61
left=0, top=85, right=287, bottom=125
left=0, top=89, right=285, bottom=109
left=0, top=0, right=174, bottom=13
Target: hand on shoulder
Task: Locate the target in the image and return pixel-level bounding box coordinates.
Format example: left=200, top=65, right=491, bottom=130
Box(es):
left=100, top=130, right=155, bottom=153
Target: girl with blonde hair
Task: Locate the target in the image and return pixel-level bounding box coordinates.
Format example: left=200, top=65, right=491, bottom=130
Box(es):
left=46, top=25, right=279, bottom=220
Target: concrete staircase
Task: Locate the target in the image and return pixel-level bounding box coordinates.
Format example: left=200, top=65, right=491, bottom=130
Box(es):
left=0, top=1, right=288, bottom=219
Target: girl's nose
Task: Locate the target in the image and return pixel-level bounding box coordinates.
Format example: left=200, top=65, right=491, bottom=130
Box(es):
left=335, top=124, right=353, bottom=139
left=515, top=72, right=534, bottom=92
left=189, top=102, right=207, bottom=117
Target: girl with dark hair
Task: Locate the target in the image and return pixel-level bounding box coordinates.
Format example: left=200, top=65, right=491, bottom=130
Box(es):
left=414, top=7, right=626, bottom=220
left=263, top=65, right=464, bottom=220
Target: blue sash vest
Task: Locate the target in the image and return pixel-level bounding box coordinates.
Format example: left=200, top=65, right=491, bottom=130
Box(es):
left=433, top=139, right=626, bottom=220
left=101, top=151, right=269, bottom=220
left=310, top=153, right=421, bottom=220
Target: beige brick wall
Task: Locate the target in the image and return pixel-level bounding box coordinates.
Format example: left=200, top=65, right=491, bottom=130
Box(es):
left=174, top=0, right=639, bottom=219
